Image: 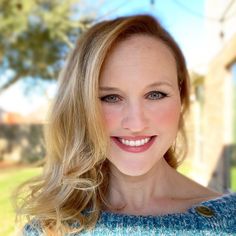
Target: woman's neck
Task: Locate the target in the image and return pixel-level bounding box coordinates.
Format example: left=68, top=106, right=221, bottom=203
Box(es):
left=106, top=158, right=179, bottom=214
left=104, top=158, right=221, bottom=216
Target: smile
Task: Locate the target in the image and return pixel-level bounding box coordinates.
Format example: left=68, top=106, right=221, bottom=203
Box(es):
left=111, top=136, right=157, bottom=153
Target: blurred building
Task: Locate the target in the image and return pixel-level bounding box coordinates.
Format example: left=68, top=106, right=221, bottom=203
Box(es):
left=205, top=0, right=236, bottom=58
left=0, top=101, right=49, bottom=125
left=0, top=108, right=4, bottom=123
left=0, top=110, right=26, bottom=124
left=0, top=102, right=49, bottom=163
left=188, top=0, right=236, bottom=192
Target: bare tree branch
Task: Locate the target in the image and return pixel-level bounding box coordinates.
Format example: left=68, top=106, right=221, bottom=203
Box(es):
left=0, top=74, right=21, bottom=95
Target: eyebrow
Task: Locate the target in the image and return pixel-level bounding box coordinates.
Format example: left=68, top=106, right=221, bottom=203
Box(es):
left=99, top=81, right=174, bottom=91
left=146, top=81, right=174, bottom=88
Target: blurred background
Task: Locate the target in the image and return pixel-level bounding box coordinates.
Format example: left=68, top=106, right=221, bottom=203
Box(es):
left=0, top=0, right=236, bottom=235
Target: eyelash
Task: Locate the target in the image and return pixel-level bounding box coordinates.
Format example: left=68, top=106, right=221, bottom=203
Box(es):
left=100, top=94, right=121, bottom=103
left=100, top=91, right=168, bottom=103
left=146, top=91, right=168, bottom=100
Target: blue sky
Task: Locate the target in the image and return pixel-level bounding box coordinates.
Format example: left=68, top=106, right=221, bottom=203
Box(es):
left=0, top=0, right=212, bottom=114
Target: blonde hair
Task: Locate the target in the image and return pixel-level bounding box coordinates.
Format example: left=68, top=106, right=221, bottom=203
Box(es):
left=14, top=14, right=190, bottom=234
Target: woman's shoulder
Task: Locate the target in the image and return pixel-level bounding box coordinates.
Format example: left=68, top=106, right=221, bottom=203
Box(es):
left=187, top=192, right=236, bottom=233
left=97, top=193, right=236, bottom=234
left=197, top=192, right=236, bottom=216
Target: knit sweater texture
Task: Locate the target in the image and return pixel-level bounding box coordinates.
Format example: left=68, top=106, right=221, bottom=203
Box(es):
left=23, top=193, right=236, bottom=235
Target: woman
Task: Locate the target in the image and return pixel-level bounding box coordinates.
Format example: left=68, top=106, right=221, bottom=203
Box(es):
left=17, top=14, right=236, bottom=235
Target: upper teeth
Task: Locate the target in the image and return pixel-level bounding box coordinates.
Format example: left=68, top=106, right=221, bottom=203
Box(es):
left=119, top=138, right=151, bottom=147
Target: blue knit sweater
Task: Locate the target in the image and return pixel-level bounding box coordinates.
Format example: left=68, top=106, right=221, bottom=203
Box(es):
left=23, top=193, right=236, bottom=235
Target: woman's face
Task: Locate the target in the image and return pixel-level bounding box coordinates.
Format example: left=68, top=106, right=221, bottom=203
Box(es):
left=99, top=35, right=181, bottom=176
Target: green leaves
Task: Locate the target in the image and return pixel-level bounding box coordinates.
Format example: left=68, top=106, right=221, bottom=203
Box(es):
left=0, top=0, right=92, bottom=93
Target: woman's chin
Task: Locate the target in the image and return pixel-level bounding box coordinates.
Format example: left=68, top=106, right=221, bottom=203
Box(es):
left=109, top=162, right=154, bottom=177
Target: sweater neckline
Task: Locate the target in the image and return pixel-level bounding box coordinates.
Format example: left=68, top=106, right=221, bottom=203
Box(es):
left=99, top=192, right=236, bottom=219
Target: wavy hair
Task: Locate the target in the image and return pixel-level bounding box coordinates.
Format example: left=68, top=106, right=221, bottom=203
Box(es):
left=14, top=14, right=190, bottom=235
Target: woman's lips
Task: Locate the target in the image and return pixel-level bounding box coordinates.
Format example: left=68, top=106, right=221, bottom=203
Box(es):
left=111, top=136, right=157, bottom=153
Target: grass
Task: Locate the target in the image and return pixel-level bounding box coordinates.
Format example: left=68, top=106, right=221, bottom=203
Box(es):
left=0, top=167, right=41, bottom=236
left=231, top=166, right=236, bottom=191
left=0, top=166, right=235, bottom=236
left=233, top=85, right=236, bottom=142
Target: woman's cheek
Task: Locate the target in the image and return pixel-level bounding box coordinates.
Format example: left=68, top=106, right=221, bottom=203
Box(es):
left=101, top=105, right=122, bottom=129
left=150, top=101, right=181, bottom=127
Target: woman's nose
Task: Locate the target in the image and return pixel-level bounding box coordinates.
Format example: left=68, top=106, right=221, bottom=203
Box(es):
left=121, top=101, right=148, bottom=132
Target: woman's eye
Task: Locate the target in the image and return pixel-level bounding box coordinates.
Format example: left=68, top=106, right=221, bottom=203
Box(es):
left=146, top=91, right=167, bottom=100
left=100, top=94, right=121, bottom=103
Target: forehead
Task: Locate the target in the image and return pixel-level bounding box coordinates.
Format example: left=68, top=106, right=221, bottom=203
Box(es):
left=102, top=35, right=176, bottom=74
left=104, top=35, right=176, bottom=66
left=100, top=35, right=178, bottom=86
